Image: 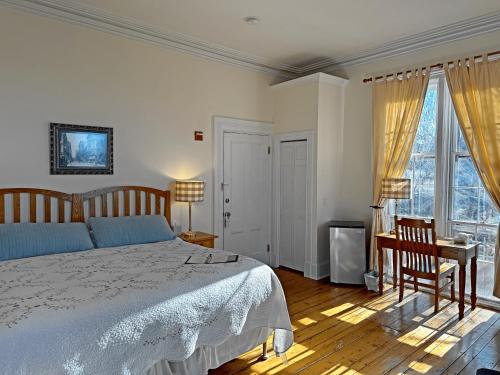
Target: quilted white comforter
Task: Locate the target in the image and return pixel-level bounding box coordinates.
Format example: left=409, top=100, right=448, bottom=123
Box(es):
left=0, top=239, right=293, bottom=375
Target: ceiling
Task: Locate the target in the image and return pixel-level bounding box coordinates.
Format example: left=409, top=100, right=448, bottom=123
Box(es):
left=4, top=0, right=500, bottom=76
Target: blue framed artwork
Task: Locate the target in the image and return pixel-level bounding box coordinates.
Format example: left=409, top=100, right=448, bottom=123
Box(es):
left=50, top=123, right=113, bottom=175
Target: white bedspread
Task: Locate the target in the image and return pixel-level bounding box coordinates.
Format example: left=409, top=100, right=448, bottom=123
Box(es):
left=0, top=239, right=293, bottom=375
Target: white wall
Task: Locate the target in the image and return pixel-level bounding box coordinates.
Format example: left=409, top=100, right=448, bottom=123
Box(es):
left=271, top=74, right=347, bottom=278
left=330, top=31, right=500, bottom=237
left=0, top=6, right=275, bottom=232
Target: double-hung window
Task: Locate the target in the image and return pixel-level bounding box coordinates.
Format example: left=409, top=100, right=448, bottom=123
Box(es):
left=387, top=74, right=499, bottom=304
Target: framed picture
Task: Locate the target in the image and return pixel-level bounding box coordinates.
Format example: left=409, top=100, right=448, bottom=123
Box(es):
left=49, top=123, right=113, bottom=175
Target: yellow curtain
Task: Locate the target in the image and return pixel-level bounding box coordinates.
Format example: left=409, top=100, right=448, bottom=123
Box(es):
left=370, top=69, right=430, bottom=270
left=445, top=55, right=500, bottom=298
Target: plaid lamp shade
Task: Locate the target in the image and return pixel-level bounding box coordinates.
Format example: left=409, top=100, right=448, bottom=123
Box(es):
left=176, top=180, right=205, bottom=202
left=381, top=178, right=412, bottom=200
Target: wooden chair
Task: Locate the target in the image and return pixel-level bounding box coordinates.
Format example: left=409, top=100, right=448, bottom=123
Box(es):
left=395, top=216, right=456, bottom=313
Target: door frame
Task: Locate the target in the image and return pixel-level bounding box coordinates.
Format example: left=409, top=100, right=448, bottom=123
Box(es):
left=213, top=116, right=273, bottom=251
left=273, top=130, right=316, bottom=277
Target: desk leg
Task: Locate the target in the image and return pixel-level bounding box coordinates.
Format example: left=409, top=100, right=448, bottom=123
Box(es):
left=458, top=263, right=466, bottom=320
left=392, top=249, right=397, bottom=289
left=378, top=243, right=384, bottom=295
left=471, top=256, right=477, bottom=310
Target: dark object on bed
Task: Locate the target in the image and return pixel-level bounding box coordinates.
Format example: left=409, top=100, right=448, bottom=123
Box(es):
left=477, top=369, right=500, bottom=374
left=50, top=123, right=113, bottom=175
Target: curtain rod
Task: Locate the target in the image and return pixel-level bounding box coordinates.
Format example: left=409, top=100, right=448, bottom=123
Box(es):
left=362, top=50, right=500, bottom=83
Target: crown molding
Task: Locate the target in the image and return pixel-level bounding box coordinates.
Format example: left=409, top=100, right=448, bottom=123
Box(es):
left=1, top=0, right=500, bottom=77
left=309, top=10, right=500, bottom=72
left=0, top=0, right=300, bottom=79
left=271, top=72, right=348, bottom=90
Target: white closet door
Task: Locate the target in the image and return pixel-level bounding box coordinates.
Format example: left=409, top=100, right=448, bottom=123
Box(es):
left=279, top=140, right=307, bottom=271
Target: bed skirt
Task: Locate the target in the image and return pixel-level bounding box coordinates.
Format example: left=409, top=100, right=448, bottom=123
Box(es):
left=144, top=327, right=272, bottom=375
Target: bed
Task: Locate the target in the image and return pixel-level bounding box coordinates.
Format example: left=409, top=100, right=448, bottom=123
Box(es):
left=0, top=186, right=293, bottom=375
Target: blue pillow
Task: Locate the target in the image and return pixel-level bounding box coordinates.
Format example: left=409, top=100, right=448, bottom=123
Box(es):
left=89, top=215, right=175, bottom=248
left=0, top=223, right=94, bottom=261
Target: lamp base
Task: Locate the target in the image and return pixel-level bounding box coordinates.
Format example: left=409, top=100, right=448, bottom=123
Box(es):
left=184, top=230, right=196, bottom=238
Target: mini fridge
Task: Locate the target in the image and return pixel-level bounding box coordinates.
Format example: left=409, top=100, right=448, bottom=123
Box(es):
left=329, top=221, right=366, bottom=284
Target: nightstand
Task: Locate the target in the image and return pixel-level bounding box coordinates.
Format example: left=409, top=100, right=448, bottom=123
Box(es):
left=179, top=231, right=218, bottom=249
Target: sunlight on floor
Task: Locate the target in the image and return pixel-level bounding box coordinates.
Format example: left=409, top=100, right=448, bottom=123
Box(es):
left=321, top=303, right=354, bottom=317
left=297, top=317, right=318, bottom=326
left=338, top=306, right=376, bottom=324
left=397, top=326, right=436, bottom=346
left=408, top=360, right=432, bottom=374
left=424, top=333, right=460, bottom=357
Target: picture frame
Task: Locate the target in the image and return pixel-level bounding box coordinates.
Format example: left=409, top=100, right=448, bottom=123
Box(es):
left=49, top=123, right=114, bottom=175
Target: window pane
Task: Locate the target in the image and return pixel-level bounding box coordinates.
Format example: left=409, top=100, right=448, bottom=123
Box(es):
left=387, top=85, right=437, bottom=220
left=453, top=156, right=479, bottom=187
left=456, top=122, right=468, bottom=152
left=480, top=189, right=500, bottom=225
left=413, top=88, right=437, bottom=154
left=452, top=187, right=479, bottom=222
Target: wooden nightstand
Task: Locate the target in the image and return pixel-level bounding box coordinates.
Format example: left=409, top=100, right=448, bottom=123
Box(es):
left=179, top=232, right=218, bottom=249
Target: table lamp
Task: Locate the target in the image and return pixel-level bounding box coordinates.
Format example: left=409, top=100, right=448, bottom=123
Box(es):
left=176, top=180, right=205, bottom=238
left=381, top=178, right=412, bottom=232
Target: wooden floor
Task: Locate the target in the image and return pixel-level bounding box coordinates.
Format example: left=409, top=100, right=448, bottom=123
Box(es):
left=211, top=268, right=500, bottom=375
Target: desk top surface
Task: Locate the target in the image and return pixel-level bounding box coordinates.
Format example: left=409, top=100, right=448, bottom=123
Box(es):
left=376, top=232, right=479, bottom=250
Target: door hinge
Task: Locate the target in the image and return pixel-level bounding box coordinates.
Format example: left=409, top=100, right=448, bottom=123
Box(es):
left=267, top=244, right=270, bottom=253
left=267, top=146, right=271, bottom=155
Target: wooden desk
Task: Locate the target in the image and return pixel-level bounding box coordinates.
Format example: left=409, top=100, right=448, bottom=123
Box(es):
left=376, top=233, right=479, bottom=320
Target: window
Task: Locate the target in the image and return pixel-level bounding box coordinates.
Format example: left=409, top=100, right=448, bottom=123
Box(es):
left=397, top=83, right=438, bottom=218
left=387, top=75, right=499, bottom=303
left=449, top=114, right=500, bottom=271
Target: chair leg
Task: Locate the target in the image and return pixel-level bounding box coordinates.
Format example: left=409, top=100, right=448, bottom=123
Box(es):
left=450, top=271, right=455, bottom=303
left=399, top=273, right=405, bottom=302
left=434, top=280, right=440, bottom=313
left=413, top=276, right=418, bottom=292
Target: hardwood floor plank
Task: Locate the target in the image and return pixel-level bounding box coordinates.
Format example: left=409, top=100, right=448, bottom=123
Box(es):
left=442, top=316, right=500, bottom=374
left=401, top=310, right=499, bottom=375
left=210, top=268, right=498, bottom=375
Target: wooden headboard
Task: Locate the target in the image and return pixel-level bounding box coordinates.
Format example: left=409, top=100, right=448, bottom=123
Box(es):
left=80, top=186, right=171, bottom=225
left=0, top=188, right=77, bottom=224
left=0, top=186, right=171, bottom=225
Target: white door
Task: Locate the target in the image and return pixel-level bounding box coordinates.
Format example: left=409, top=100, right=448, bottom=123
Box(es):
left=279, top=140, right=307, bottom=271
left=223, top=132, right=271, bottom=264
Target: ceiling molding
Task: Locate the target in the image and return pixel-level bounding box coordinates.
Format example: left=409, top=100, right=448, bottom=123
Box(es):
left=271, top=73, right=348, bottom=90
left=2, top=0, right=500, bottom=78
left=0, top=0, right=300, bottom=78
left=309, top=10, right=500, bottom=73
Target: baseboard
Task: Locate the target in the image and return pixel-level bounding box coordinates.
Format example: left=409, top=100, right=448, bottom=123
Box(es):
left=304, top=260, right=330, bottom=280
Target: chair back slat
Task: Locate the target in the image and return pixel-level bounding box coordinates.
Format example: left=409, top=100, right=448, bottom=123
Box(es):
left=395, top=216, right=438, bottom=277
